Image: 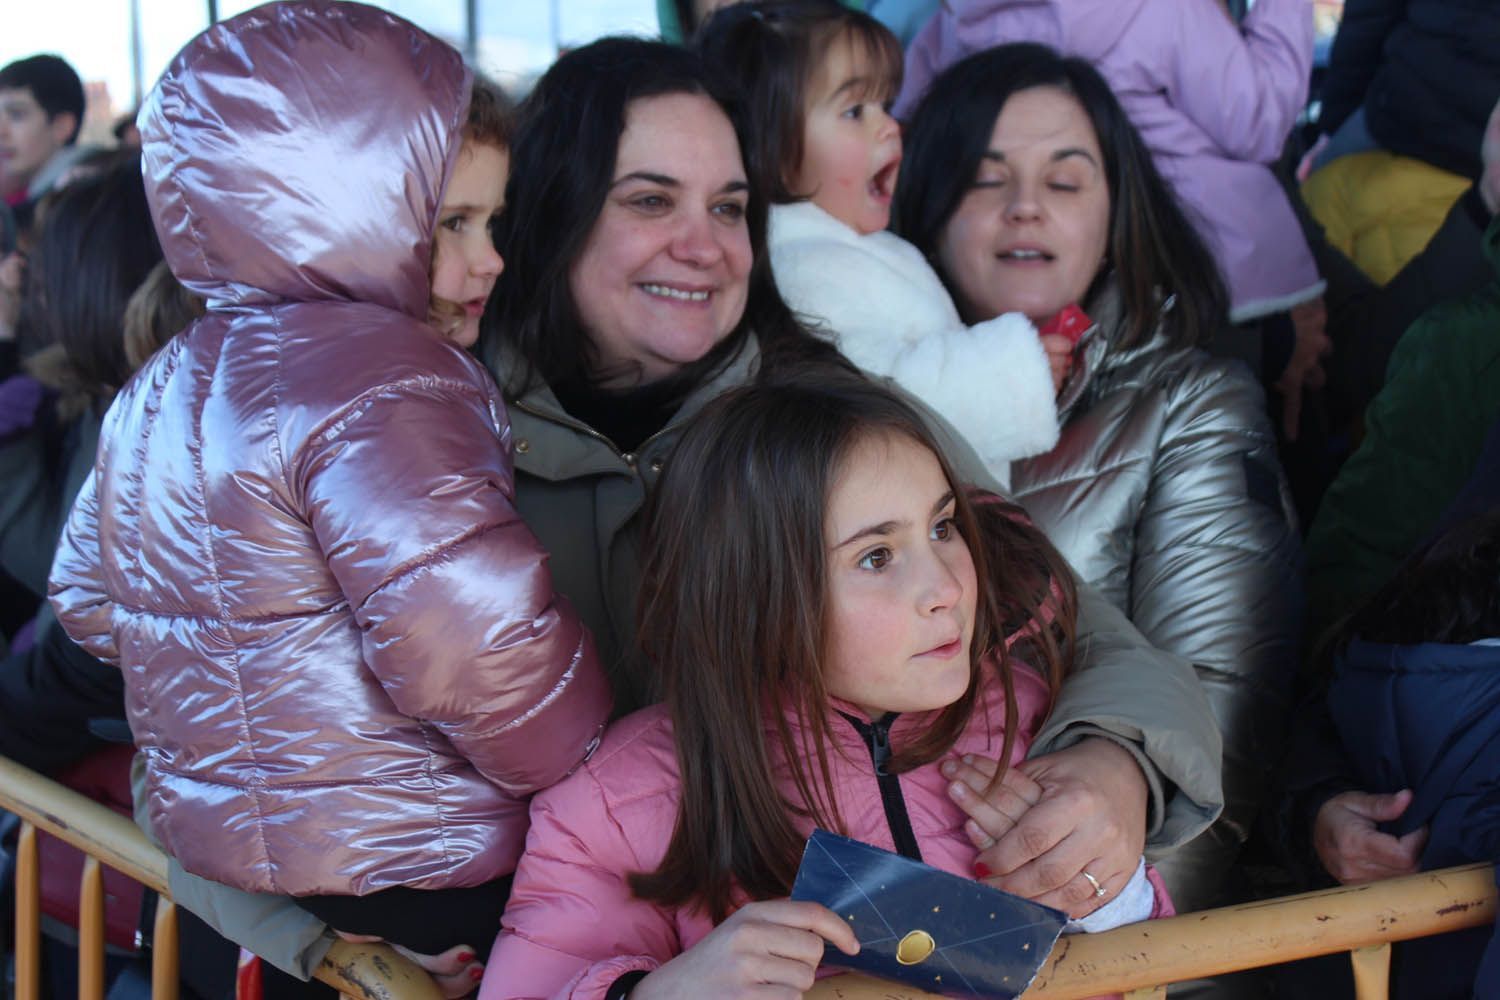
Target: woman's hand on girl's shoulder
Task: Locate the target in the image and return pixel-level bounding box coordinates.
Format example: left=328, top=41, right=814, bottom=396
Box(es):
left=943, top=753, right=1044, bottom=861
left=963, top=739, right=1147, bottom=919
left=629, top=900, right=858, bottom=1000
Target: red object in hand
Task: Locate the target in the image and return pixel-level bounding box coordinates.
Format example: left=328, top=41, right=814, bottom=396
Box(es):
left=235, top=949, right=263, bottom=1000
left=1038, top=304, right=1091, bottom=345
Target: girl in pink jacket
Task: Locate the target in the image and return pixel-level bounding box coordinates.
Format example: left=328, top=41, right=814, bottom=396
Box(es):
left=481, top=369, right=1170, bottom=1000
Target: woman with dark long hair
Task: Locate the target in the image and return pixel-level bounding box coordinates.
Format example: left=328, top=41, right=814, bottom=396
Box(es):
left=895, top=42, right=1302, bottom=913
left=480, top=32, right=1218, bottom=933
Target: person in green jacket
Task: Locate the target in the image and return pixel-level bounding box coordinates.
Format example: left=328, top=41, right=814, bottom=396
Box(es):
left=1304, top=99, right=1500, bottom=643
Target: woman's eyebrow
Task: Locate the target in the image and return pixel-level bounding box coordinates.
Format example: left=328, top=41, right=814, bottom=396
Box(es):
left=1050, top=147, right=1098, bottom=166
left=612, top=170, right=679, bottom=189
left=611, top=173, right=750, bottom=195
left=981, top=148, right=1097, bottom=166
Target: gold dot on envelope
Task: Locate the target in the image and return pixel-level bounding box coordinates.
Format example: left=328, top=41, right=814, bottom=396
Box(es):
left=1023, top=942, right=1030, bottom=951
left=932, top=906, right=941, bottom=913
left=990, top=913, right=996, bottom=920
left=896, top=930, right=936, bottom=966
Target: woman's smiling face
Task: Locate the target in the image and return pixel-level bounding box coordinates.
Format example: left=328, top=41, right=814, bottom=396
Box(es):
left=569, top=91, right=754, bottom=388
left=936, top=85, right=1110, bottom=325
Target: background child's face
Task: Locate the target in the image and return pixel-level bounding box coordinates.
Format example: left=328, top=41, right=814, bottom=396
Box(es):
left=430, top=141, right=508, bottom=348
left=791, top=36, right=902, bottom=236
left=822, top=432, right=977, bottom=719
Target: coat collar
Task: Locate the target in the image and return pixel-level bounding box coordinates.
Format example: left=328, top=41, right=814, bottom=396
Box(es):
left=486, top=335, right=763, bottom=481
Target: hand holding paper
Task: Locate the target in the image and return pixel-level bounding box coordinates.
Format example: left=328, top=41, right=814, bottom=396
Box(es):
left=632, top=898, right=859, bottom=1000
left=790, top=830, right=1067, bottom=1000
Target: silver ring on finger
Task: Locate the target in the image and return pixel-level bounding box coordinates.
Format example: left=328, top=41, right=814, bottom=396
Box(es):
left=1081, top=869, right=1107, bottom=899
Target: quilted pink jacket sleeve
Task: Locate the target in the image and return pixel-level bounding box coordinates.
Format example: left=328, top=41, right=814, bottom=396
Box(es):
left=291, top=368, right=610, bottom=796
left=48, top=468, right=119, bottom=667
left=480, top=761, right=679, bottom=1000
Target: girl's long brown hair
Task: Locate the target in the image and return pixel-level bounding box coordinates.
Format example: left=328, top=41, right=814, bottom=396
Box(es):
left=629, top=364, right=1076, bottom=921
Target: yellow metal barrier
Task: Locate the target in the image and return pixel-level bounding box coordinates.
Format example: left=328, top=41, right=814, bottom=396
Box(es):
left=0, top=755, right=442, bottom=999
left=806, top=862, right=1498, bottom=1000
left=4, top=751, right=1497, bottom=999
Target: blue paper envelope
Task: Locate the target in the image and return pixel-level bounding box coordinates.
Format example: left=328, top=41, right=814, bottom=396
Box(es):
left=790, top=829, right=1068, bottom=999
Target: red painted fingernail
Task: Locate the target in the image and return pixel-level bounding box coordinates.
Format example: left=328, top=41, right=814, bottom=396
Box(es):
left=457, top=951, right=476, bottom=964
left=470, top=966, right=485, bottom=982
left=975, top=862, right=993, bottom=879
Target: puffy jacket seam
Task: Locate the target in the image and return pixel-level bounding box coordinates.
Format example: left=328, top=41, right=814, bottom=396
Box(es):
left=1015, top=452, right=1151, bottom=494
left=147, top=765, right=473, bottom=789
left=300, top=374, right=491, bottom=452
left=268, top=312, right=289, bottom=492
left=91, top=603, right=350, bottom=623
left=355, top=516, right=518, bottom=615
left=116, top=355, right=172, bottom=759
left=413, top=722, right=455, bottom=871
left=1134, top=537, right=1281, bottom=561
left=157, top=76, right=217, bottom=286
left=505, top=925, right=649, bottom=965
left=580, top=714, right=673, bottom=770
left=193, top=331, right=278, bottom=892
left=471, top=640, right=587, bottom=739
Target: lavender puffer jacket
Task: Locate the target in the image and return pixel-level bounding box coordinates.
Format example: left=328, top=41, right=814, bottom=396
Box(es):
left=48, top=2, right=609, bottom=896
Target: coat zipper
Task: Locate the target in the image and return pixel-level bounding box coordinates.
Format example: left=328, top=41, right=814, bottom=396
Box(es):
left=509, top=395, right=678, bottom=471
left=840, top=712, right=923, bottom=862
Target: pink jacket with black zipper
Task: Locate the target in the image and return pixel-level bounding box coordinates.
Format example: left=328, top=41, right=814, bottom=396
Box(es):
left=481, top=662, right=1171, bottom=999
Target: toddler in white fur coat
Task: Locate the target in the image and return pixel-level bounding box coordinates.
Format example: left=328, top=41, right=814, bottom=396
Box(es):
left=700, top=0, right=1063, bottom=488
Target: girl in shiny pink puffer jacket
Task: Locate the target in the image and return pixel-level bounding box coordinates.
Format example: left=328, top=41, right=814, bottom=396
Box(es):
left=49, top=3, right=609, bottom=980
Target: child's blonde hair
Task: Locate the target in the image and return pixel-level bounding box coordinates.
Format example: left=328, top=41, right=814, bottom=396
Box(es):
left=123, top=260, right=205, bottom=371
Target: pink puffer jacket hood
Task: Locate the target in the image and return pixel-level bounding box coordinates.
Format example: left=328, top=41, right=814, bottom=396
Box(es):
left=48, top=2, right=610, bottom=896
left=142, top=1, right=452, bottom=316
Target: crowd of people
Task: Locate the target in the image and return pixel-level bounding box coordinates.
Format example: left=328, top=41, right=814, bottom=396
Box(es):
left=1, top=1, right=1497, bottom=998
